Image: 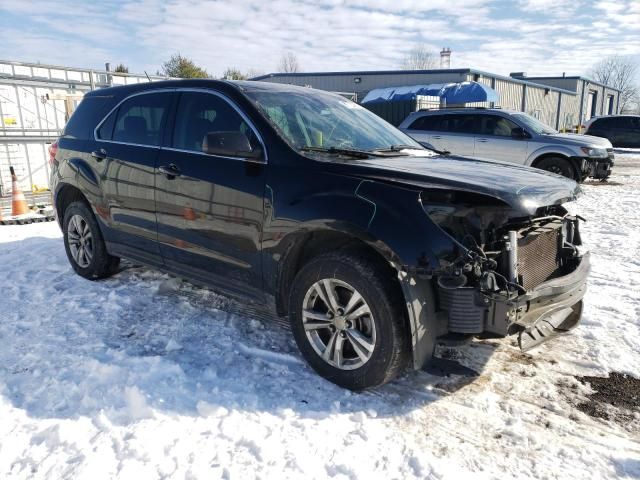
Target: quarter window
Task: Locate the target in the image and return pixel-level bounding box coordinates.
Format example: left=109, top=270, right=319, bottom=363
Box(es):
left=409, top=115, right=441, bottom=131
left=172, top=91, right=256, bottom=154
left=96, top=107, right=116, bottom=140
left=110, top=93, right=172, bottom=146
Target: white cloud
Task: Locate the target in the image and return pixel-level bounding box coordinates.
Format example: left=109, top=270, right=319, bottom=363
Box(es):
left=0, top=0, right=638, bottom=81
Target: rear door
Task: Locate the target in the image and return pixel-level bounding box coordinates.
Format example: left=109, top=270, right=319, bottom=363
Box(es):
left=94, top=90, right=175, bottom=262
left=155, top=89, right=266, bottom=297
left=437, top=114, right=478, bottom=156
left=474, top=114, right=528, bottom=164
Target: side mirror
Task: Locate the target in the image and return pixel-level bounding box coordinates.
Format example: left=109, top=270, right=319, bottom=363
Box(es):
left=203, top=131, right=262, bottom=159
left=511, top=127, right=530, bottom=139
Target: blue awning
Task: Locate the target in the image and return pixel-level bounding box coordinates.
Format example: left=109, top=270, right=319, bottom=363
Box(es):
left=361, top=81, right=499, bottom=104
left=440, top=82, right=499, bottom=104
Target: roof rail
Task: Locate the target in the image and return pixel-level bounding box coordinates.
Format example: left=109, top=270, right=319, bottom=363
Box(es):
left=417, top=106, right=502, bottom=112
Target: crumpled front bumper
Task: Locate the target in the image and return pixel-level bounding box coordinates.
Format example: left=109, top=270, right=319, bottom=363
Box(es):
left=577, top=156, right=614, bottom=180
left=511, top=251, right=590, bottom=350
left=439, top=252, right=590, bottom=351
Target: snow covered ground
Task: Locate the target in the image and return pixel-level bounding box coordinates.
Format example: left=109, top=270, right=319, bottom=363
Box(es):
left=1, top=153, right=639, bottom=480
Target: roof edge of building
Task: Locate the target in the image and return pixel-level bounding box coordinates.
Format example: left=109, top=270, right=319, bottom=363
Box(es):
left=515, top=75, right=622, bottom=93
left=252, top=68, right=580, bottom=95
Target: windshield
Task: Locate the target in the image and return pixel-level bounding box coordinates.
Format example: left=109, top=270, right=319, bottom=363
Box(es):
left=243, top=88, right=423, bottom=152
left=512, top=113, right=557, bottom=135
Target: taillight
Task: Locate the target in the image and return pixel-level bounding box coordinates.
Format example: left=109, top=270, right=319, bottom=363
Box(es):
left=48, top=141, right=58, bottom=166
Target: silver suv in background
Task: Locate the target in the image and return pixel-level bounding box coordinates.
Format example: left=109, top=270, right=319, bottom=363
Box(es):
left=399, top=108, right=614, bottom=181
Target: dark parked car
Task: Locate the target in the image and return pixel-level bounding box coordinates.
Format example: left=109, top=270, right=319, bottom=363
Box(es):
left=583, top=115, right=640, bottom=148
left=50, top=80, right=589, bottom=390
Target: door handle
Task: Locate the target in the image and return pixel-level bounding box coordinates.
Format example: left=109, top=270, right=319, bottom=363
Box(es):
left=432, top=135, right=442, bottom=139
left=91, top=148, right=107, bottom=161
left=476, top=138, right=488, bottom=143
left=159, top=164, right=182, bottom=179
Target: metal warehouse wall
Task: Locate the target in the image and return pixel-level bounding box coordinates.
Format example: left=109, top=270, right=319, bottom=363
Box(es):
left=523, top=76, right=620, bottom=121
left=558, top=93, right=581, bottom=131
left=525, top=87, right=560, bottom=128
left=257, top=69, right=621, bottom=132
left=493, top=78, right=523, bottom=110
left=526, top=77, right=580, bottom=92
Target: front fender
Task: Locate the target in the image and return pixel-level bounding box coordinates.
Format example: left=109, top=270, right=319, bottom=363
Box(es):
left=526, top=145, right=578, bottom=166
left=355, top=180, right=460, bottom=368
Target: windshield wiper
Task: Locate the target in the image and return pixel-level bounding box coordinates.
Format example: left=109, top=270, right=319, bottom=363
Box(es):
left=372, top=144, right=451, bottom=156
left=415, top=142, right=450, bottom=156
left=373, top=144, right=422, bottom=152
left=301, top=146, right=385, bottom=159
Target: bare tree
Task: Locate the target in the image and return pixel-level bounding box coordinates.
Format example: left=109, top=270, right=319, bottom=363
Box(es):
left=589, top=55, right=639, bottom=113
left=245, top=68, right=266, bottom=79
left=401, top=45, right=438, bottom=70
left=278, top=52, right=301, bottom=73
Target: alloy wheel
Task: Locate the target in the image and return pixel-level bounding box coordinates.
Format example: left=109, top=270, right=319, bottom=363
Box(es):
left=67, top=214, right=94, bottom=268
left=302, top=278, right=376, bottom=370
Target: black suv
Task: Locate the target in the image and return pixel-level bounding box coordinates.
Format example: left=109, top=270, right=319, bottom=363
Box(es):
left=584, top=115, right=640, bottom=148
left=51, top=80, right=589, bottom=390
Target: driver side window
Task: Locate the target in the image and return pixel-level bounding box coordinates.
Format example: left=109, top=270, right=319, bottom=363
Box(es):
left=172, top=92, right=256, bottom=154
left=479, top=115, right=519, bottom=137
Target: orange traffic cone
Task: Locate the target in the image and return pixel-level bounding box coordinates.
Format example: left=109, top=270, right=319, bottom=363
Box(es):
left=10, top=166, right=29, bottom=216
left=183, top=204, right=197, bottom=221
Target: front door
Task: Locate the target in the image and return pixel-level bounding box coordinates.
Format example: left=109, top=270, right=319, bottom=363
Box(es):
left=474, top=114, right=528, bottom=164
left=94, top=90, right=175, bottom=262
left=155, top=90, right=266, bottom=298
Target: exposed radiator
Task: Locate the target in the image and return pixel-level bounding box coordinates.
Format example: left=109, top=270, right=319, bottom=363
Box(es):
left=517, top=221, right=562, bottom=290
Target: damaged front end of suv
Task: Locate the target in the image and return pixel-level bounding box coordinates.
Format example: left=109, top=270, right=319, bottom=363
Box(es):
left=420, top=188, right=589, bottom=353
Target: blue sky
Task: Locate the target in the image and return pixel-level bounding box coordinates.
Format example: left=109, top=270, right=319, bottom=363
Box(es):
left=1, top=0, right=638, bottom=79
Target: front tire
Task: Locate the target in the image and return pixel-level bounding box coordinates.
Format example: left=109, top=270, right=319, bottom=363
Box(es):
left=289, top=251, right=410, bottom=390
left=536, top=156, right=578, bottom=181
left=62, top=201, right=120, bottom=279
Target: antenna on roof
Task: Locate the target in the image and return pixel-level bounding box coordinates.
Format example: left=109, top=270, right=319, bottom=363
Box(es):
left=144, top=71, right=152, bottom=82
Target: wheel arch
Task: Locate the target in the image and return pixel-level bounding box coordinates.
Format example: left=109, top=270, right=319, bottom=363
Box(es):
left=275, top=226, right=401, bottom=317
left=530, top=152, right=581, bottom=180
left=54, top=183, right=90, bottom=228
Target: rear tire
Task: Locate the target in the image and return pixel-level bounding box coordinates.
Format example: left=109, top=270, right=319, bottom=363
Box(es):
left=288, top=250, right=410, bottom=390
left=62, top=201, right=120, bottom=279
left=536, top=156, right=578, bottom=181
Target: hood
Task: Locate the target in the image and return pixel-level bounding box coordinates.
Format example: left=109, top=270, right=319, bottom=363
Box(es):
left=340, top=153, right=581, bottom=216
left=549, top=132, right=612, bottom=148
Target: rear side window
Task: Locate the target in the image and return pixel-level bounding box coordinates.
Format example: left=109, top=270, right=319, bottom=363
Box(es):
left=64, top=96, right=113, bottom=140
left=171, top=91, right=255, bottom=153
left=409, top=115, right=441, bottom=131
left=591, top=117, right=616, bottom=129
left=99, top=93, right=172, bottom=146
left=617, top=117, right=635, bottom=129
left=440, top=114, right=478, bottom=134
